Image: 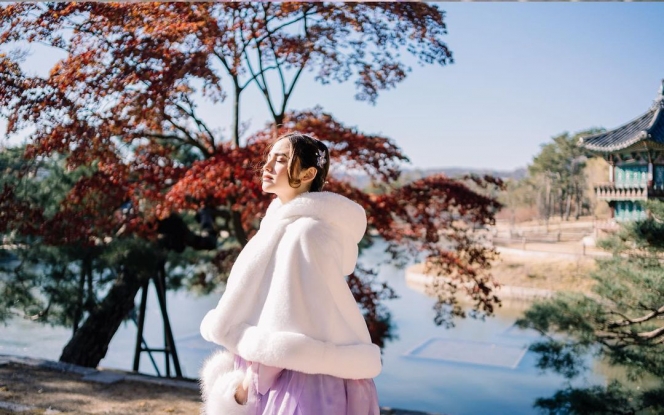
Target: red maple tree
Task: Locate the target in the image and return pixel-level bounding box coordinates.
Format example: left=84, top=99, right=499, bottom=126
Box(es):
left=0, top=3, right=502, bottom=368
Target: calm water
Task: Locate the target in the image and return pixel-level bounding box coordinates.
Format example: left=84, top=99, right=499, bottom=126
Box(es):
left=1, top=240, right=608, bottom=415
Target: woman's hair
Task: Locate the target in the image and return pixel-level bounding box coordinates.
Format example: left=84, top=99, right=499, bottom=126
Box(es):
left=262, top=132, right=330, bottom=192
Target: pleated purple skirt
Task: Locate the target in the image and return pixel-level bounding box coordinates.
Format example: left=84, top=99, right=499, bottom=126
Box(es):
left=234, top=355, right=380, bottom=415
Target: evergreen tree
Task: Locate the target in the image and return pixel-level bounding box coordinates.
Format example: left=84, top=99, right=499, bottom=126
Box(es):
left=0, top=147, right=205, bottom=339
left=517, top=200, right=664, bottom=414
left=528, top=130, right=602, bottom=221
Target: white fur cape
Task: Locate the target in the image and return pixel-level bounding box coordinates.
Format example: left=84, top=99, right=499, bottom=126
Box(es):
left=200, top=191, right=382, bottom=382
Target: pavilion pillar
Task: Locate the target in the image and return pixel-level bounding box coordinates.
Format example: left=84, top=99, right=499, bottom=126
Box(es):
left=609, top=163, right=614, bottom=183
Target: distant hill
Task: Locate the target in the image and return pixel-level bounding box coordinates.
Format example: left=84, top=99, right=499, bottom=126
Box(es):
left=331, top=166, right=527, bottom=189
left=401, top=167, right=527, bottom=182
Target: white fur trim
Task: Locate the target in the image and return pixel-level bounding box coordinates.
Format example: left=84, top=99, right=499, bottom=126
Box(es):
left=200, top=352, right=256, bottom=415
left=204, top=370, right=256, bottom=415
left=199, top=349, right=234, bottom=401
left=262, top=191, right=367, bottom=245
left=230, top=323, right=382, bottom=379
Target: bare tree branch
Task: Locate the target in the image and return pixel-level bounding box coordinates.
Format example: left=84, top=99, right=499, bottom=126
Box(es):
left=175, top=97, right=217, bottom=151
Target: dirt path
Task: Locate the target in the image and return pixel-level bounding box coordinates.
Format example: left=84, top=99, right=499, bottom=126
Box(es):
left=0, top=358, right=436, bottom=415
left=0, top=362, right=201, bottom=414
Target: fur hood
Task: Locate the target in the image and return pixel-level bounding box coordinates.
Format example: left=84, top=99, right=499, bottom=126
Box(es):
left=261, top=191, right=367, bottom=275
left=200, top=191, right=381, bottom=380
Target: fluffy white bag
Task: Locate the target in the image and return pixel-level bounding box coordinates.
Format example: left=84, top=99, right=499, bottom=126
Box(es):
left=200, top=349, right=256, bottom=415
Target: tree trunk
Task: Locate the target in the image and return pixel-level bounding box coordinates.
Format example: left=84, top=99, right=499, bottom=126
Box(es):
left=231, top=210, right=247, bottom=246
left=72, top=257, right=87, bottom=335
left=59, top=267, right=147, bottom=368
left=564, top=192, right=572, bottom=221
left=559, top=190, right=565, bottom=221
left=232, top=86, right=241, bottom=148
left=268, top=114, right=284, bottom=140
left=545, top=177, right=552, bottom=221
left=574, top=185, right=582, bottom=220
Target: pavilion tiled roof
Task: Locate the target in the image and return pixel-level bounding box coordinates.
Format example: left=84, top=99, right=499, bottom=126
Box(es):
left=579, top=81, right=664, bottom=153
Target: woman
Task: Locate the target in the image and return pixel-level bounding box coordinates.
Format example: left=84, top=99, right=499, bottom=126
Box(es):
left=199, top=132, right=381, bottom=415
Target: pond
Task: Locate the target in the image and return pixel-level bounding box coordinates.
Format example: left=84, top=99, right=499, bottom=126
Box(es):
left=1, top=240, right=609, bottom=415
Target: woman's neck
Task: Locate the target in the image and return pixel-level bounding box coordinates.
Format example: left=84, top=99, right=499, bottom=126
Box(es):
left=277, top=185, right=311, bottom=205
left=277, top=189, right=309, bottom=205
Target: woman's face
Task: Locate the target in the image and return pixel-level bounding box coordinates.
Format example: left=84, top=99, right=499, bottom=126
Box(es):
left=262, top=138, right=314, bottom=201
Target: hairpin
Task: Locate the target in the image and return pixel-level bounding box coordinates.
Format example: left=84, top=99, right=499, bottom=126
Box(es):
left=316, top=151, right=326, bottom=168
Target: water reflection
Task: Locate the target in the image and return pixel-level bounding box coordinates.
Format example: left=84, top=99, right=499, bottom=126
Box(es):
left=1, top=240, right=611, bottom=415
left=364, top=257, right=604, bottom=415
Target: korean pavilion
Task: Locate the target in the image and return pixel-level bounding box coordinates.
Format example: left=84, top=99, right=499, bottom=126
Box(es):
left=578, top=80, right=664, bottom=222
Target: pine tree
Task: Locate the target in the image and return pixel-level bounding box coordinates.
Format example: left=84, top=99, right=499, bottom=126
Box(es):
left=517, top=200, right=664, bottom=414
left=527, top=130, right=602, bottom=221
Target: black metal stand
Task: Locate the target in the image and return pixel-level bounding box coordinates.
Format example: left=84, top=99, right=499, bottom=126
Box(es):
left=132, top=261, right=182, bottom=378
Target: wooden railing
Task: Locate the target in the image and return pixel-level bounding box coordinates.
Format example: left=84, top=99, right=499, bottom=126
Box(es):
left=594, top=182, right=649, bottom=200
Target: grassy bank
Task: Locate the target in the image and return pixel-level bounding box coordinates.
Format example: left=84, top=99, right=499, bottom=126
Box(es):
left=490, top=250, right=596, bottom=293
left=409, top=249, right=597, bottom=296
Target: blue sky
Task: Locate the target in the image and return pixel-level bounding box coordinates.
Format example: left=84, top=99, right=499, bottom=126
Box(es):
left=2, top=3, right=664, bottom=171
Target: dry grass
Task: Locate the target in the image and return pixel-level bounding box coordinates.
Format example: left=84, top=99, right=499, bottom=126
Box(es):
left=490, top=251, right=596, bottom=293
left=411, top=251, right=597, bottom=295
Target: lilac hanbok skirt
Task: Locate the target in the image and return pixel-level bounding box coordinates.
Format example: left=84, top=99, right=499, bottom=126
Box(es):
left=234, top=355, right=380, bottom=415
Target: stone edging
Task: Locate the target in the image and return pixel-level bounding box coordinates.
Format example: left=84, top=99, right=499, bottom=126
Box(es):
left=0, top=354, right=199, bottom=390
left=0, top=400, right=40, bottom=412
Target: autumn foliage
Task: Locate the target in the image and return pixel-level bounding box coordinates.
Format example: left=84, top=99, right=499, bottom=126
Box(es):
left=0, top=2, right=502, bottom=367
